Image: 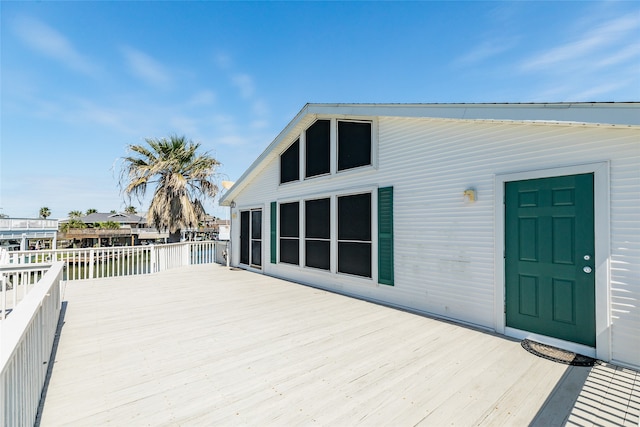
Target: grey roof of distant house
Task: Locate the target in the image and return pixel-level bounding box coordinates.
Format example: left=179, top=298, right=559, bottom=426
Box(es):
left=77, top=212, right=146, bottom=225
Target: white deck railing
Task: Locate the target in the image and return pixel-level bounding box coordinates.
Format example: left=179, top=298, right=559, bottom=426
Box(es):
left=1, top=263, right=53, bottom=320
left=0, top=262, right=63, bottom=427
left=4, top=241, right=229, bottom=282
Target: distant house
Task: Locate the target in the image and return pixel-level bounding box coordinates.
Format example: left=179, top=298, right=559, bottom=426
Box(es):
left=220, top=102, right=640, bottom=369
left=0, top=217, right=59, bottom=250
left=80, top=212, right=147, bottom=227
left=59, top=212, right=156, bottom=247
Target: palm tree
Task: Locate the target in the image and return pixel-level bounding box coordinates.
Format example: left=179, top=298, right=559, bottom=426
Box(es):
left=120, top=135, right=220, bottom=242
left=68, top=210, right=83, bottom=218
left=97, top=221, right=120, bottom=229
left=60, top=219, right=87, bottom=233
left=86, top=208, right=98, bottom=215
left=39, top=207, right=51, bottom=219
left=124, top=205, right=137, bottom=214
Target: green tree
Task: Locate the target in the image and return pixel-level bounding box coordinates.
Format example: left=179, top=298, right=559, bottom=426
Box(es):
left=96, top=221, right=120, bottom=229
left=68, top=210, right=83, bottom=218
left=39, top=207, right=51, bottom=219
left=124, top=205, right=137, bottom=214
left=86, top=208, right=98, bottom=215
left=120, top=135, right=220, bottom=242
left=60, top=219, right=87, bottom=232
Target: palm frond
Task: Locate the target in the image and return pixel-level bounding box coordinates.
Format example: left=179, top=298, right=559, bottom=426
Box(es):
left=122, top=135, right=220, bottom=240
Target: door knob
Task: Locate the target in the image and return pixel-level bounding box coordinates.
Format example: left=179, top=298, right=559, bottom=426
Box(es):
left=583, top=266, right=593, bottom=274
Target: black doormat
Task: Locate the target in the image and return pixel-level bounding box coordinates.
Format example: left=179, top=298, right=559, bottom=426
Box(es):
left=521, top=339, right=598, bottom=366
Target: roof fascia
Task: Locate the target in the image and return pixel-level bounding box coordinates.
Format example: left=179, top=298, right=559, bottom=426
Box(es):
left=305, top=102, right=640, bottom=126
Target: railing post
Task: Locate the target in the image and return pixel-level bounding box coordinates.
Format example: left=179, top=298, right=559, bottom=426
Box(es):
left=150, top=245, right=157, bottom=273
left=89, top=249, right=95, bottom=279
left=184, top=243, right=191, bottom=266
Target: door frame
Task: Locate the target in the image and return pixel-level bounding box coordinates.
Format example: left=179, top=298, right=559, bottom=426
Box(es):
left=494, top=161, right=610, bottom=361
left=236, top=205, right=265, bottom=272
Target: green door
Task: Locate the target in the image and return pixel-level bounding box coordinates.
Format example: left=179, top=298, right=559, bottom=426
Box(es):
left=505, top=173, right=595, bottom=347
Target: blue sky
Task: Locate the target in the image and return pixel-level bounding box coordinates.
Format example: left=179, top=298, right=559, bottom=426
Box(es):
left=1, top=1, right=638, bottom=220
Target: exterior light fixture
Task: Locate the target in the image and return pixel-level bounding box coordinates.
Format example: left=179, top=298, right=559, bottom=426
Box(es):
left=463, top=189, right=476, bottom=203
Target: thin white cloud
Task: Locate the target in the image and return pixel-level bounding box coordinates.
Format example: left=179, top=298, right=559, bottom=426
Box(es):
left=251, top=99, right=269, bottom=117
left=169, top=116, right=200, bottom=137
left=121, top=46, right=171, bottom=87
left=215, top=52, right=233, bottom=69
left=250, top=119, right=269, bottom=130
left=187, top=90, right=217, bottom=107
left=12, top=16, right=98, bottom=75
left=1, top=174, right=122, bottom=219
left=569, top=81, right=630, bottom=101
left=455, top=40, right=516, bottom=66
left=231, top=73, right=255, bottom=99
left=595, top=42, right=640, bottom=68
left=520, top=15, right=640, bottom=71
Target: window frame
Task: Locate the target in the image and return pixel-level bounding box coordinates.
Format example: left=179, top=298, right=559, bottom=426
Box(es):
left=279, top=138, right=300, bottom=185
left=337, top=192, right=373, bottom=278
left=274, top=187, right=378, bottom=283
left=278, top=201, right=300, bottom=265
left=304, top=197, right=331, bottom=271
left=279, top=117, right=377, bottom=185
left=337, top=120, right=373, bottom=172
left=304, top=119, right=331, bottom=179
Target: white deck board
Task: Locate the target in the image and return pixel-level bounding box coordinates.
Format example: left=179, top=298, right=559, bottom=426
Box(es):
left=38, top=264, right=639, bottom=426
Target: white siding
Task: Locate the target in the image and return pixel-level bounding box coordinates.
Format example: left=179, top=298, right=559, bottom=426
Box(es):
left=230, top=115, right=640, bottom=368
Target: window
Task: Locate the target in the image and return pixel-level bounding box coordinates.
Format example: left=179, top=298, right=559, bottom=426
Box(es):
left=240, top=209, right=262, bottom=268
left=280, top=139, right=299, bottom=184
left=338, top=193, right=372, bottom=278
left=251, top=210, right=262, bottom=267
left=305, top=120, right=330, bottom=178
left=240, top=211, right=250, bottom=265
left=279, top=202, right=299, bottom=265
left=305, top=198, right=330, bottom=270
left=338, top=121, right=371, bottom=171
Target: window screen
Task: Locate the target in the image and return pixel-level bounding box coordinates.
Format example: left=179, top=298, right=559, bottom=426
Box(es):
left=279, top=202, right=299, bottom=265
left=280, top=202, right=299, bottom=237
left=338, top=121, right=371, bottom=171
left=305, top=198, right=330, bottom=239
left=280, top=139, right=299, bottom=184
left=306, top=240, right=330, bottom=270
left=337, top=193, right=372, bottom=278
left=305, top=198, right=330, bottom=270
left=338, top=242, right=371, bottom=277
left=240, top=211, right=250, bottom=265
left=251, top=210, right=262, bottom=240
left=305, top=120, right=330, bottom=178
left=280, top=239, right=299, bottom=265
left=338, top=193, right=371, bottom=241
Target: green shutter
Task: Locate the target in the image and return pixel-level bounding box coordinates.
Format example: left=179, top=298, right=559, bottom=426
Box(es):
left=378, top=187, right=394, bottom=285
left=270, top=202, right=277, bottom=264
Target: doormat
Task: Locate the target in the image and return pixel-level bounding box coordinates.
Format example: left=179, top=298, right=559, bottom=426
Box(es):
left=521, top=339, right=598, bottom=366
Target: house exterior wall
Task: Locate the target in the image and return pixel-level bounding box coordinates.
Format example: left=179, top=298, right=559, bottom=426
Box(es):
left=228, top=115, right=639, bottom=368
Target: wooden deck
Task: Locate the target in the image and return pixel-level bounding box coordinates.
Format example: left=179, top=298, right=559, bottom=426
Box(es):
left=38, top=264, right=639, bottom=426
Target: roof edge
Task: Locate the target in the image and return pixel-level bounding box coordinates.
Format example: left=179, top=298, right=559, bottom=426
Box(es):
left=219, top=102, right=639, bottom=205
